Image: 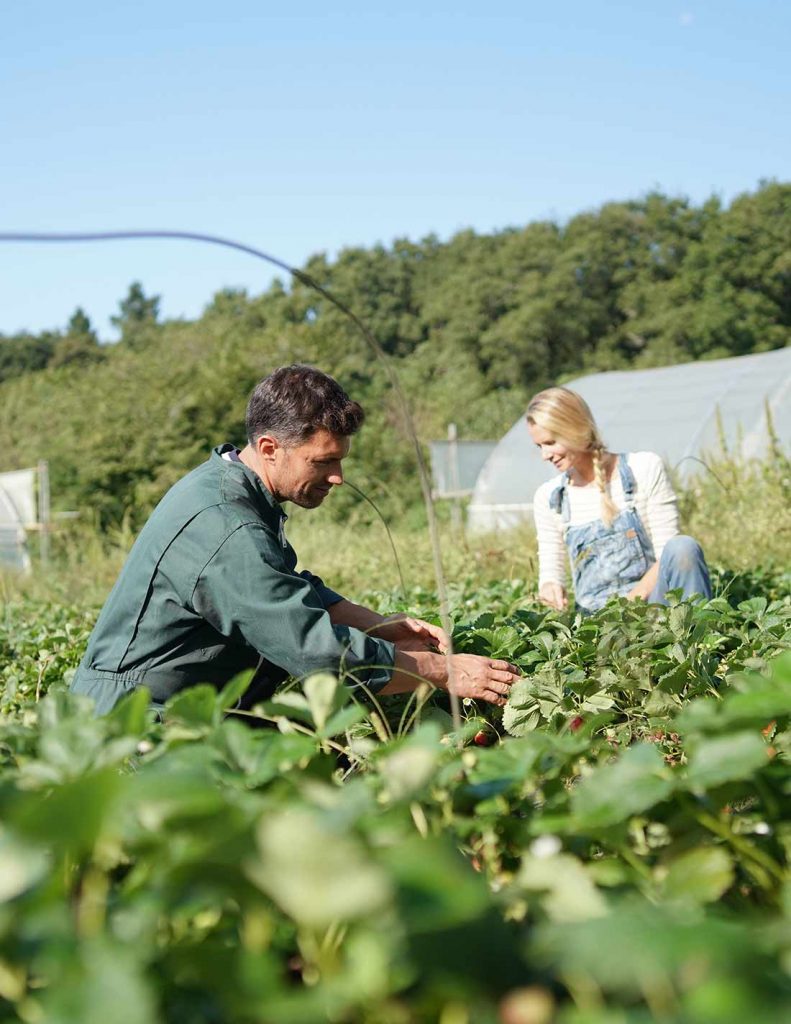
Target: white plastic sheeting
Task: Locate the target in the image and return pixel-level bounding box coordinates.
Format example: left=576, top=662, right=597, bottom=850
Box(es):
left=0, top=486, right=30, bottom=573
left=468, top=347, right=791, bottom=534
left=429, top=440, right=498, bottom=497
left=0, top=467, right=37, bottom=572
left=0, top=468, right=37, bottom=527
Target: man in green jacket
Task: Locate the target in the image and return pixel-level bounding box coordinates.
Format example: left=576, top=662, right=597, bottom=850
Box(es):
left=71, top=365, right=520, bottom=715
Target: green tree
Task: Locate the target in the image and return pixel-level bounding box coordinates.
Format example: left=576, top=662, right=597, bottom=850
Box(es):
left=49, top=307, right=103, bottom=369
left=0, top=182, right=786, bottom=526
left=67, top=307, right=97, bottom=341
left=111, top=282, right=161, bottom=345
left=0, top=332, right=57, bottom=384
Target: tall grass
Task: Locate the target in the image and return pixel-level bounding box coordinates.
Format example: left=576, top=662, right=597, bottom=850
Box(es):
left=677, top=424, right=790, bottom=574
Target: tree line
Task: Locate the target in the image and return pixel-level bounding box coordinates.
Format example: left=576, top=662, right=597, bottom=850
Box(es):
left=0, top=182, right=787, bottom=526
left=0, top=283, right=160, bottom=382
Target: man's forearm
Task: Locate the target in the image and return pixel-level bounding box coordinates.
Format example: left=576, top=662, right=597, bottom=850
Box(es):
left=379, top=648, right=446, bottom=694
left=326, top=602, right=444, bottom=695
left=329, top=603, right=520, bottom=705
left=328, top=598, right=388, bottom=635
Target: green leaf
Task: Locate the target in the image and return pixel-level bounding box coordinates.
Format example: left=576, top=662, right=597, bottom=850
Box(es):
left=470, top=624, right=526, bottom=659
left=657, top=659, right=691, bottom=693
left=518, top=851, right=608, bottom=922
left=246, top=808, right=391, bottom=928
left=581, top=691, right=615, bottom=712
left=381, top=835, right=491, bottom=931
left=502, top=701, right=540, bottom=737
left=322, top=702, right=367, bottom=738
left=381, top=726, right=440, bottom=800
left=164, top=684, right=217, bottom=725
left=684, top=732, right=769, bottom=790
left=128, top=750, right=226, bottom=829
left=213, top=723, right=318, bottom=783
left=644, top=689, right=681, bottom=716
left=107, top=686, right=152, bottom=736
left=669, top=604, right=693, bottom=639
left=11, top=769, right=125, bottom=854
left=570, top=745, right=674, bottom=829
left=261, top=691, right=314, bottom=724
left=533, top=631, right=556, bottom=656
left=677, top=654, right=791, bottom=734
left=738, top=596, right=768, bottom=619
left=660, top=846, right=734, bottom=904
left=38, top=937, right=159, bottom=1024
left=0, top=829, right=50, bottom=901
left=535, top=902, right=759, bottom=996
left=303, top=671, right=344, bottom=732
left=217, top=668, right=255, bottom=711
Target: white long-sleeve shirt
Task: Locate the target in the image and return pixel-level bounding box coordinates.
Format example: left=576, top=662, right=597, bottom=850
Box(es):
left=533, top=451, right=679, bottom=589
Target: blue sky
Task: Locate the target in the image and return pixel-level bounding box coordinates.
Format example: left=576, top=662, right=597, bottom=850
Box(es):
left=1, top=0, right=788, bottom=338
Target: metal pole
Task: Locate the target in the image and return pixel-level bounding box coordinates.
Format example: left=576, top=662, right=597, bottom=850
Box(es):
left=38, top=460, right=50, bottom=566
left=448, top=423, right=461, bottom=533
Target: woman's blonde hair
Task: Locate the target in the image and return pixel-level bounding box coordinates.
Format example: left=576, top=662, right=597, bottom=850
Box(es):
left=527, top=386, right=619, bottom=526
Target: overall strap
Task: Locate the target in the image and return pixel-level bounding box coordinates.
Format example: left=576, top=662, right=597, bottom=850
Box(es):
left=549, top=475, right=571, bottom=524
left=617, top=454, right=637, bottom=503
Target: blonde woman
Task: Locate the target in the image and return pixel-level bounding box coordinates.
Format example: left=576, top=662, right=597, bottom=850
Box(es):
left=527, top=387, right=712, bottom=613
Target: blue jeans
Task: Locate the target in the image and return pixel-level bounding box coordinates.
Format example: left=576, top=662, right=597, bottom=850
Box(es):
left=648, top=535, right=712, bottom=605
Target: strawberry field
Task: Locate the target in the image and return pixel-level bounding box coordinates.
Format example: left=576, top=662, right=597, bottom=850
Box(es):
left=0, top=570, right=789, bottom=1024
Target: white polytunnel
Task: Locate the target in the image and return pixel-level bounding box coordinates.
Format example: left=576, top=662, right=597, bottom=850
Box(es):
left=0, top=480, right=31, bottom=573
left=467, top=347, right=791, bottom=534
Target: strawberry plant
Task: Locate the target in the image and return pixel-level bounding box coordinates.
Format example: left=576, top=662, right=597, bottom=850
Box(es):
left=0, top=576, right=788, bottom=1022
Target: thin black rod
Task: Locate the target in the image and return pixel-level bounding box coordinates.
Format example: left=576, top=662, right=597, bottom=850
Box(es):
left=343, top=481, right=408, bottom=603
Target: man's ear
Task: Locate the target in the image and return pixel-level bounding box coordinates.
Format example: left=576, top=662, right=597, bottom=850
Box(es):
left=255, top=434, right=280, bottom=460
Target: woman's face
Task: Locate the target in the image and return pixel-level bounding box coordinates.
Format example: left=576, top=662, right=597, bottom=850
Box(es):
left=527, top=421, right=582, bottom=474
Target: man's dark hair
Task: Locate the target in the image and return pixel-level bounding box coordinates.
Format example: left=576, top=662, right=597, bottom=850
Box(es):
left=245, top=364, right=365, bottom=445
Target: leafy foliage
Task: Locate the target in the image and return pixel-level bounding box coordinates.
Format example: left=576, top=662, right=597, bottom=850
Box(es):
left=110, top=281, right=161, bottom=347
left=0, top=576, right=788, bottom=1022
left=0, top=183, right=788, bottom=526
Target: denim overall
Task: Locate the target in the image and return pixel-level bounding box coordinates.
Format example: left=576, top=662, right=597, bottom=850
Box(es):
left=550, top=455, right=655, bottom=614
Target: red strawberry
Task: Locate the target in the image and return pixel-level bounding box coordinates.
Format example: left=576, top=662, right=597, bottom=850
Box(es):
left=569, top=715, right=585, bottom=732
left=473, top=729, right=496, bottom=747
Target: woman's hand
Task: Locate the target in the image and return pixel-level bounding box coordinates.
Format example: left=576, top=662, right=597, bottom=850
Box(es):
left=626, top=561, right=659, bottom=602
left=539, top=582, right=568, bottom=610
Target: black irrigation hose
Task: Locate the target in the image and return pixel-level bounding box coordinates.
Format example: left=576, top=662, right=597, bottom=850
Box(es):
left=0, top=229, right=462, bottom=727
left=343, top=480, right=408, bottom=602
left=672, top=455, right=730, bottom=492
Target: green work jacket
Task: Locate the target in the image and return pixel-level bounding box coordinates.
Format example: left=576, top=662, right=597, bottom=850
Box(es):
left=71, top=445, right=396, bottom=714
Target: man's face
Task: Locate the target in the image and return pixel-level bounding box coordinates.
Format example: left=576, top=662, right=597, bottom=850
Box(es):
left=272, top=428, right=351, bottom=508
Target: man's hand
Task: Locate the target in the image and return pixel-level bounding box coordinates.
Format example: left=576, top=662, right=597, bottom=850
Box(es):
left=539, top=582, right=568, bottom=610
left=384, top=649, right=520, bottom=706
left=372, top=614, right=448, bottom=652
left=447, top=653, right=520, bottom=707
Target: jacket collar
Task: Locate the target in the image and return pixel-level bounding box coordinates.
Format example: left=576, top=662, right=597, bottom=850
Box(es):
left=211, top=444, right=288, bottom=531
